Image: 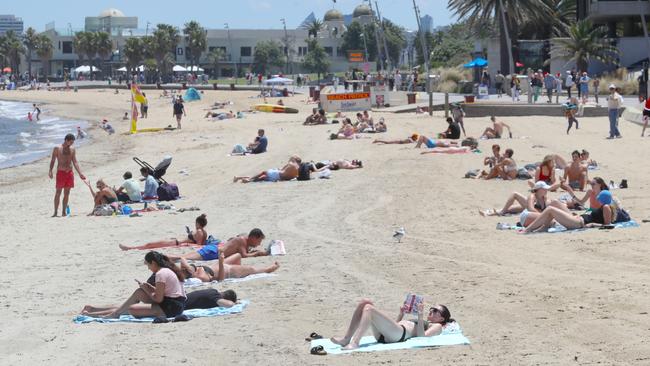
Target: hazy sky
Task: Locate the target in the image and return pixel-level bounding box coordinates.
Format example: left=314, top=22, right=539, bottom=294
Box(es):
left=4, top=0, right=456, bottom=32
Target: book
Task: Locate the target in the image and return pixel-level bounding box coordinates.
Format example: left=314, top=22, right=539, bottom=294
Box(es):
left=403, top=294, right=424, bottom=314
left=267, top=240, right=286, bottom=256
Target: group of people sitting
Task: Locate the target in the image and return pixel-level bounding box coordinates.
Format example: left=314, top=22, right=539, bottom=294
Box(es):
left=83, top=167, right=160, bottom=215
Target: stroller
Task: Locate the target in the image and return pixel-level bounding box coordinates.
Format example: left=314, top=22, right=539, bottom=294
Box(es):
left=133, top=156, right=179, bottom=201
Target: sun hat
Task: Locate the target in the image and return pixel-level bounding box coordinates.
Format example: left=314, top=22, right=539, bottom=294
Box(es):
left=596, top=190, right=613, bottom=205
left=532, top=181, right=551, bottom=191
left=608, top=84, right=616, bottom=89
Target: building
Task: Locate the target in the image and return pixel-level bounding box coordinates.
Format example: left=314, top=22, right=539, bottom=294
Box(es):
left=420, top=15, right=433, bottom=34
left=84, top=8, right=138, bottom=36
left=0, top=14, right=24, bottom=35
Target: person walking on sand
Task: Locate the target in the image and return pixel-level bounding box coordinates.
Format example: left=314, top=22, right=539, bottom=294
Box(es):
left=48, top=134, right=85, bottom=217
left=606, top=84, right=622, bottom=139
left=173, top=97, right=186, bottom=129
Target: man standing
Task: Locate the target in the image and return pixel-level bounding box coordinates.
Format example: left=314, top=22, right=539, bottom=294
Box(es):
left=173, top=97, right=186, bottom=129
left=564, top=71, right=574, bottom=99
left=544, top=73, right=555, bottom=103
left=606, top=84, right=622, bottom=139
left=494, top=71, right=505, bottom=98
left=49, top=133, right=85, bottom=217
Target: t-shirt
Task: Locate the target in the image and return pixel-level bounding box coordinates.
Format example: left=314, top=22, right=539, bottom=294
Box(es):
left=121, top=178, right=142, bottom=201
left=173, top=102, right=184, bottom=115
left=185, top=289, right=222, bottom=309
left=446, top=123, right=461, bottom=140
left=155, top=267, right=186, bottom=298
left=252, top=136, right=268, bottom=154
left=143, top=175, right=159, bottom=198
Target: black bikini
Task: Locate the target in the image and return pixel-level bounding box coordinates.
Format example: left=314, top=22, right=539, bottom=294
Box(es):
left=377, top=325, right=406, bottom=344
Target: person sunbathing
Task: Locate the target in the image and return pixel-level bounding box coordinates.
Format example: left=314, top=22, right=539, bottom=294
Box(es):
left=336, top=120, right=357, bottom=139
left=373, top=134, right=418, bottom=144
left=375, top=118, right=387, bottom=132
left=166, top=228, right=268, bottom=264
left=81, top=251, right=186, bottom=319
left=480, top=116, right=512, bottom=139
left=82, top=178, right=118, bottom=215
left=180, top=251, right=279, bottom=282
left=562, top=150, right=588, bottom=191
left=328, top=159, right=363, bottom=170
left=233, top=155, right=301, bottom=183
left=527, top=155, right=560, bottom=191
left=418, top=138, right=479, bottom=154
left=119, top=214, right=208, bottom=251
left=557, top=176, right=607, bottom=211
left=525, top=190, right=630, bottom=233
left=184, top=288, right=237, bottom=310
left=481, top=148, right=517, bottom=180
left=329, top=299, right=454, bottom=350
left=480, top=181, right=563, bottom=226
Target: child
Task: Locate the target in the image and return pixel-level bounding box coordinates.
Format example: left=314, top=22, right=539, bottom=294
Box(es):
left=27, top=112, right=33, bottom=122
left=642, top=95, right=650, bottom=137
left=122, top=112, right=129, bottom=120
left=564, top=97, right=579, bottom=134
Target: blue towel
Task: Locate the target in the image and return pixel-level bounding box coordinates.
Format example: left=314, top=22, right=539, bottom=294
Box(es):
left=311, top=324, right=470, bottom=354
left=73, top=300, right=249, bottom=324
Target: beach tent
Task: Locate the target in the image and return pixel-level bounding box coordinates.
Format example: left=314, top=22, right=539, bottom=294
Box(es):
left=172, top=65, right=187, bottom=72
left=463, top=57, right=488, bottom=68
left=185, top=66, right=204, bottom=72
left=117, top=65, right=145, bottom=72
left=183, top=87, right=201, bottom=101
left=263, top=77, right=294, bottom=86
left=74, top=65, right=100, bottom=73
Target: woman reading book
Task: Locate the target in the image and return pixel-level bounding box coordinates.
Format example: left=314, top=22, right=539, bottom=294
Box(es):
left=330, top=298, right=454, bottom=350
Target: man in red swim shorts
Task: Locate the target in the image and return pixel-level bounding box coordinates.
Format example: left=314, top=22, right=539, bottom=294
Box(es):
left=48, top=134, right=86, bottom=217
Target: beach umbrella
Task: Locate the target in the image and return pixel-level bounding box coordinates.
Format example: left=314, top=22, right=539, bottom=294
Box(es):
left=463, top=57, right=488, bottom=68
left=74, top=65, right=100, bottom=73
left=172, top=65, right=187, bottom=72
left=263, top=77, right=294, bottom=85
left=117, top=66, right=127, bottom=72
left=185, top=66, right=204, bottom=72
left=516, top=62, right=525, bottom=67
left=2, top=67, right=11, bottom=73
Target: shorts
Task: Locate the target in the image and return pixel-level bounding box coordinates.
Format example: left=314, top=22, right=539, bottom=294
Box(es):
left=56, top=170, right=74, bottom=189
left=159, top=296, right=186, bottom=317
left=519, top=209, right=530, bottom=227
left=266, top=169, right=281, bottom=182
left=425, top=138, right=436, bottom=149
left=197, top=244, right=219, bottom=261
left=569, top=181, right=580, bottom=189
left=643, top=109, right=650, bottom=118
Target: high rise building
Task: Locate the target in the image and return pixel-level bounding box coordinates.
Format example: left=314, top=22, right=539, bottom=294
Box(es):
left=0, top=14, right=24, bottom=35
left=420, top=15, right=433, bottom=33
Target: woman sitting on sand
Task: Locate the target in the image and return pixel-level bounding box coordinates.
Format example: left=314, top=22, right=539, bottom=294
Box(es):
left=528, top=155, right=560, bottom=191
left=560, top=176, right=607, bottom=210
left=81, top=251, right=186, bottom=318
left=329, top=299, right=454, bottom=350
left=119, top=214, right=207, bottom=251
left=525, top=190, right=630, bottom=233
left=336, top=119, right=357, bottom=139
left=82, top=178, right=118, bottom=215
left=480, top=148, right=517, bottom=180
left=480, top=181, right=563, bottom=227
left=180, top=252, right=279, bottom=282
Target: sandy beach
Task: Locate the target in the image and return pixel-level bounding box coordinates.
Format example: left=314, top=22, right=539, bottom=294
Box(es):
left=0, top=87, right=649, bottom=365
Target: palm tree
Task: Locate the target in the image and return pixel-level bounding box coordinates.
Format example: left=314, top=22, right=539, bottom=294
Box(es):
left=448, top=0, right=552, bottom=74
left=1, top=31, right=24, bottom=75
left=308, top=19, right=323, bottom=39
left=183, top=21, right=207, bottom=72
left=147, top=24, right=180, bottom=80
left=23, top=27, right=39, bottom=78
left=551, top=20, right=619, bottom=73
left=123, top=37, right=144, bottom=73
left=35, top=33, right=53, bottom=78
left=207, top=47, right=225, bottom=78
left=95, top=31, right=113, bottom=77
left=74, top=31, right=97, bottom=74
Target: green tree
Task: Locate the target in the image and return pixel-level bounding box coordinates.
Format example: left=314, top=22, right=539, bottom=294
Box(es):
left=207, top=47, right=225, bottom=78
left=252, top=40, right=284, bottom=75
left=183, top=21, right=207, bottom=72
left=381, top=19, right=406, bottom=69
left=414, top=30, right=436, bottom=67
left=0, top=31, right=24, bottom=74
left=341, top=21, right=378, bottom=62
left=123, top=37, right=144, bottom=73
left=551, top=20, right=619, bottom=73
left=308, top=19, right=323, bottom=39
left=303, top=39, right=330, bottom=81
left=95, top=31, right=113, bottom=76
left=23, top=27, right=39, bottom=78
left=74, top=31, right=97, bottom=73
left=448, top=0, right=551, bottom=74
left=35, top=33, right=53, bottom=78
left=145, top=24, right=180, bottom=79
left=428, top=23, right=475, bottom=67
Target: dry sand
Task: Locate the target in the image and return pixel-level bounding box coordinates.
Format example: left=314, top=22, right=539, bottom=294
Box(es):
left=0, top=87, right=649, bottom=365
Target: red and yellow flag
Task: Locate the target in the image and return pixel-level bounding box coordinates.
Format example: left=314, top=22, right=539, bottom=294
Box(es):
left=131, top=83, right=147, bottom=104
left=130, top=99, right=138, bottom=134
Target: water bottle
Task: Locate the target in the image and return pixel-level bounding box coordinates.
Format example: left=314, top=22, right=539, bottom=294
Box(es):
left=66, top=206, right=71, bottom=217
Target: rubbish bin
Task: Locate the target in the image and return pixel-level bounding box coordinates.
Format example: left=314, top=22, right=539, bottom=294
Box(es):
left=407, top=92, right=417, bottom=104
left=464, top=95, right=475, bottom=103
left=230, top=83, right=235, bottom=90
left=213, top=83, right=218, bottom=90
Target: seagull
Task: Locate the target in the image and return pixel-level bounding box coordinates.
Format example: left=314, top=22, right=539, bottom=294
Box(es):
left=393, top=227, right=406, bottom=243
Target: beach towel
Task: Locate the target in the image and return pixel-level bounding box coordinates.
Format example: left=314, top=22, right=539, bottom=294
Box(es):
left=546, top=220, right=639, bottom=233
left=184, top=273, right=277, bottom=288
left=73, top=300, right=249, bottom=324
left=310, top=323, right=470, bottom=355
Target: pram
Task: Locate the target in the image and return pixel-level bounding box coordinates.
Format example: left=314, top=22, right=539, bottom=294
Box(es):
left=133, top=156, right=179, bottom=201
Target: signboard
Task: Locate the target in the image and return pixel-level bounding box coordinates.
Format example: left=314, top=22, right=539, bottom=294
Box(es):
left=478, top=84, right=489, bottom=99
left=322, top=91, right=372, bottom=112
left=348, top=50, right=365, bottom=63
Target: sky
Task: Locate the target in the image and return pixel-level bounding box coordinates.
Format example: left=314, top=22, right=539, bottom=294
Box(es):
left=3, top=0, right=456, bottom=32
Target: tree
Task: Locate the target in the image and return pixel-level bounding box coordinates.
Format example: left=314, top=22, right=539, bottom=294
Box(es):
left=308, top=19, right=323, bottom=38
left=23, top=27, right=39, bottom=78
left=95, top=31, right=113, bottom=76
left=183, top=21, right=207, bottom=72
left=414, top=30, right=436, bottom=67
left=252, top=40, right=284, bottom=75
left=341, top=21, right=378, bottom=62
left=207, top=47, right=225, bottom=78
left=0, top=31, right=24, bottom=75
left=146, top=24, right=180, bottom=80
left=381, top=19, right=407, bottom=69
left=448, top=0, right=552, bottom=74
left=123, top=37, right=144, bottom=73
left=35, top=33, right=53, bottom=78
left=303, top=39, right=330, bottom=81
left=551, top=20, right=619, bottom=73
left=74, top=31, right=97, bottom=74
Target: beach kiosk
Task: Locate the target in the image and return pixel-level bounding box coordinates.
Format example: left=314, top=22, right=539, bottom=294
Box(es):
left=321, top=87, right=372, bottom=113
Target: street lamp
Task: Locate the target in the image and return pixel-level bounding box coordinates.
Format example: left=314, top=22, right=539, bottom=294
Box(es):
left=224, top=23, right=238, bottom=83
left=281, top=18, right=290, bottom=75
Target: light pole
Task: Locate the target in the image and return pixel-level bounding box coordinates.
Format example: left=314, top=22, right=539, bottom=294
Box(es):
left=281, top=18, right=290, bottom=75
left=225, top=23, right=238, bottom=83
left=360, top=33, right=369, bottom=67
left=145, top=22, right=151, bottom=36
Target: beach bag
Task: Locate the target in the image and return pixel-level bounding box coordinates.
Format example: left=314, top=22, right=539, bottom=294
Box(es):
left=231, top=144, right=247, bottom=155
left=157, top=183, right=180, bottom=201
left=93, top=204, right=114, bottom=216
left=615, top=209, right=631, bottom=223
left=517, top=168, right=532, bottom=180
left=297, top=162, right=312, bottom=181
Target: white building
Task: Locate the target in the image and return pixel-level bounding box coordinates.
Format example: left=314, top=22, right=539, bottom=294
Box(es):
left=0, top=14, right=23, bottom=35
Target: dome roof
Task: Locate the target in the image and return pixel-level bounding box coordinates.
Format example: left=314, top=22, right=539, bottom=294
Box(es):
left=99, top=8, right=125, bottom=17
left=353, top=4, right=372, bottom=18
left=324, top=9, right=344, bottom=22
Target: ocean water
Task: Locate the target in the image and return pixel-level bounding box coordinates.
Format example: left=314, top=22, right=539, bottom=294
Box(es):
left=0, top=100, right=88, bottom=169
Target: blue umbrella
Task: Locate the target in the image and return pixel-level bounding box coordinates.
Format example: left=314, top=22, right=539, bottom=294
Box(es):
left=463, top=57, right=488, bottom=68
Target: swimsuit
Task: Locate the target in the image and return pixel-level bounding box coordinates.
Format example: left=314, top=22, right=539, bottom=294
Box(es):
left=265, top=169, right=281, bottom=182
left=538, top=168, right=552, bottom=184
left=56, top=170, right=74, bottom=189
left=425, top=138, right=437, bottom=148
left=569, top=181, right=580, bottom=189
left=520, top=209, right=530, bottom=227
left=196, top=244, right=219, bottom=261
left=159, top=296, right=186, bottom=317
left=377, top=324, right=406, bottom=344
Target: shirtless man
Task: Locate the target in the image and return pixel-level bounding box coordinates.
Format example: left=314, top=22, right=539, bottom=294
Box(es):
left=167, top=228, right=268, bottom=264
left=48, top=134, right=85, bottom=217
left=480, top=116, right=512, bottom=139
left=233, top=155, right=301, bottom=183
left=562, top=150, right=588, bottom=191
left=373, top=134, right=418, bottom=144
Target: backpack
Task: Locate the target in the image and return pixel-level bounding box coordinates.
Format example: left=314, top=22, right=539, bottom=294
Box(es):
left=157, top=183, right=180, bottom=201
left=297, top=162, right=313, bottom=181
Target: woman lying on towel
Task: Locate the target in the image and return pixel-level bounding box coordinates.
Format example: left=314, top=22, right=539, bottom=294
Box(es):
left=119, top=214, right=207, bottom=251
left=180, top=252, right=279, bottom=282
left=417, top=137, right=478, bottom=154
left=81, top=251, right=186, bottom=318
left=330, top=299, right=454, bottom=350
left=525, top=190, right=631, bottom=233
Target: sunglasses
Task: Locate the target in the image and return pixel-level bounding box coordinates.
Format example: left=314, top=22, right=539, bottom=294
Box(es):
left=429, top=307, right=442, bottom=315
